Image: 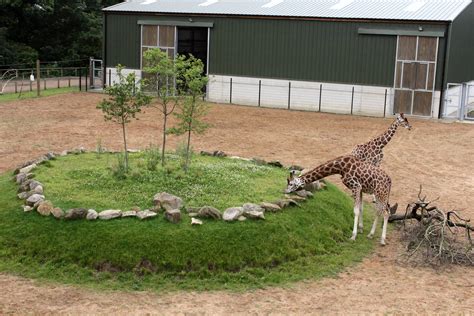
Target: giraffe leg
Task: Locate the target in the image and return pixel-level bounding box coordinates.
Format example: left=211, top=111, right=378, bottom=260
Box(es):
left=380, top=211, right=390, bottom=246
left=367, top=214, right=378, bottom=239
left=350, top=188, right=361, bottom=241
left=358, top=191, right=364, bottom=233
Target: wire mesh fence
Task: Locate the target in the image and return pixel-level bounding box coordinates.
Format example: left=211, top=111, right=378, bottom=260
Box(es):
left=208, top=76, right=392, bottom=117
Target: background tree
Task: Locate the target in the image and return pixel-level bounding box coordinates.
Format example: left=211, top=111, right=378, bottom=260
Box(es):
left=168, top=54, right=209, bottom=172
left=97, top=65, right=151, bottom=171
left=142, top=48, right=178, bottom=166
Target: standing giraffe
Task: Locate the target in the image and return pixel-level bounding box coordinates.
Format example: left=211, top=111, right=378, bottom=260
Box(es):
left=285, top=155, right=397, bottom=245
left=352, top=113, right=412, bottom=167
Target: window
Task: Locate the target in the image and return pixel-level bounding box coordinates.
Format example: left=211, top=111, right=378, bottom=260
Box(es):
left=141, top=25, right=176, bottom=69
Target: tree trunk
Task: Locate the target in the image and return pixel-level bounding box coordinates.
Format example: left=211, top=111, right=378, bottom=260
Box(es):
left=121, top=120, right=129, bottom=171
left=161, top=111, right=167, bottom=167
left=184, top=96, right=196, bottom=172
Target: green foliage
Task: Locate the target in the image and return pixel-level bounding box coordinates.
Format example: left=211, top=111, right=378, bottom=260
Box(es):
left=0, top=87, right=77, bottom=103
left=142, top=48, right=179, bottom=167
left=143, top=144, right=161, bottom=171
left=97, top=65, right=151, bottom=170
left=110, top=153, right=128, bottom=180
left=0, top=154, right=375, bottom=291
left=168, top=55, right=210, bottom=171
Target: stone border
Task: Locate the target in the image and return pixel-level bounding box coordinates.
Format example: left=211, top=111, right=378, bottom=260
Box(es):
left=13, top=148, right=327, bottom=225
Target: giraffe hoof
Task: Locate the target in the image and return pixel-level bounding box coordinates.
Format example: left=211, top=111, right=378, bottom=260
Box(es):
left=367, top=234, right=373, bottom=239
left=350, top=235, right=356, bottom=241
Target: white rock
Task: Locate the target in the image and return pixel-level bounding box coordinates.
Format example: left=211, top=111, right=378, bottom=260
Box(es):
left=51, top=207, right=64, bottom=219
left=137, top=210, right=157, bottom=220
left=98, top=209, right=122, bottom=220
left=243, top=210, right=265, bottom=220
left=23, top=206, right=33, bottom=212
left=34, top=185, right=44, bottom=194
left=153, top=192, right=183, bottom=211
left=191, top=218, right=203, bottom=225
left=26, top=194, right=45, bottom=206
left=19, top=164, right=37, bottom=174
left=86, top=209, right=98, bottom=220
left=122, top=210, right=137, bottom=218
left=223, top=207, right=244, bottom=221
left=238, top=216, right=247, bottom=221
left=60, top=150, right=68, bottom=156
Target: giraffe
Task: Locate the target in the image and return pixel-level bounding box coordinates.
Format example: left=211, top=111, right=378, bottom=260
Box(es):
left=351, top=113, right=412, bottom=167
left=285, top=155, right=397, bottom=245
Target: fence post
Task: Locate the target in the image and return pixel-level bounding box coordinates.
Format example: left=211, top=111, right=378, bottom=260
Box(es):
left=319, top=84, right=322, bottom=112
left=79, top=71, right=82, bottom=91
left=29, top=80, right=32, bottom=92
left=68, top=78, right=71, bottom=87
left=350, top=86, right=354, bottom=115
left=229, top=77, right=232, bottom=104
left=44, top=79, right=46, bottom=90
left=258, top=80, right=261, bottom=107
left=108, top=69, right=111, bottom=86
left=36, top=59, right=40, bottom=97
left=15, top=81, right=17, bottom=93
left=383, top=89, right=388, bottom=117
left=85, top=68, right=88, bottom=92
left=288, top=81, right=291, bottom=110
left=57, top=78, right=60, bottom=89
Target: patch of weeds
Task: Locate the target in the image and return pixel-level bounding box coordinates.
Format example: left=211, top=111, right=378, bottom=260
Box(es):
left=144, top=144, right=161, bottom=171
left=110, top=153, right=128, bottom=180
left=175, top=142, right=194, bottom=170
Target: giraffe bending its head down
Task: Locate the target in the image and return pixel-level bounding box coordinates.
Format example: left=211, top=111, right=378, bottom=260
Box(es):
left=352, top=113, right=411, bottom=167
left=285, top=155, right=397, bottom=245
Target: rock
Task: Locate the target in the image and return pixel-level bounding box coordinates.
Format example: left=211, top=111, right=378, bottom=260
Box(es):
left=238, top=216, right=247, bottom=221
left=18, top=179, right=34, bottom=192
left=188, top=212, right=199, bottom=217
left=19, top=163, right=37, bottom=174
left=28, top=180, right=42, bottom=191
left=51, top=207, right=64, bottom=219
left=86, top=209, right=98, bottom=220
left=130, top=206, right=141, bottom=212
left=186, top=206, right=201, bottom=214
left=37, top=200, right=54, bottom=216
left=153, top=192, right=183, bottom=211
left=191, top=218, right=203, bottom=225
left=229, top=156, right=251, bottom=161
left=164, top=209, right=181, bottom=223
left=35, top=156, right=48, bottom=165
left=60, top=150, right=68, bottom=156
left=197, top=206, right=222, bottom=219
left=17, top=192, right=29, bottom=200
left=15, top=173, right=33, bottom=184
left=127, top=148, right=140, bottom=153
left=65, top=208, right=88, bottom=220
left=304, top=181, right=326, bottom=192
left=45, top=152, right=56, bottom=160
left=275, top=199, right=301, bottom=209
left=122, top=210, right=137, bottom=218
left=213, top=150, right=227, bottom=157
left=98, top=209, right=122, bottom=220
left=268, top=161, right=283, bottom=168
left=26, top=194, right=45, bottom=206
left=34, top=185, right=44, bottom=194
left=243, top=210, right=265, bottom=220
left=285, top=194, right=306, bottom=201
left=295, top=190, right=314, bottom=198
left=288, top=165, right=304, bottom=171
left=223, top=207, right=244, bottom=221
left=137, top=210, right=157, bottom=220
left=243, top=203, right=264, bottom=213
left=23, top=205, right=33, bottom=212
left=200, top=150, right=213, bottom=156
left=14, top=159, right=37, bottom=174
left=260, top=202, right=281, bottom=212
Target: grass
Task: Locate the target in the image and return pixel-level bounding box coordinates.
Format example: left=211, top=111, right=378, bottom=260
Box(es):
left=0, top=87, right=79, bottom=103
left=0, top=153, right=375, bottom=292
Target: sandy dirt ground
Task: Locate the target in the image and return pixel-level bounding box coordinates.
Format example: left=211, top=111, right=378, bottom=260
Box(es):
left=0, top=92, right=473, bottom=314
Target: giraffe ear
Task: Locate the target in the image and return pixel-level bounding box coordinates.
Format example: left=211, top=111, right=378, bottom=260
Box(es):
left=400, top=112, right=405, bottom=118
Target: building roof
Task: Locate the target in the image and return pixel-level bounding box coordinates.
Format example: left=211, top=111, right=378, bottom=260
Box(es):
left=104, top=0, right=472, bottom=22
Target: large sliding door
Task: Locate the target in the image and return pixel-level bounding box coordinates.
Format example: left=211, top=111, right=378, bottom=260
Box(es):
left=393, top=36, right=438, bottom=116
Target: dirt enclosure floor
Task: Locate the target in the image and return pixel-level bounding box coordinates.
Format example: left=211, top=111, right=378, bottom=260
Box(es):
left=0, top=92, right=473, bottom=314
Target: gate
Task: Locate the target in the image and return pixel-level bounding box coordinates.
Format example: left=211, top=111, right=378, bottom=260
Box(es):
left=89, top=58, right=103, bottom=89
left=443, top=82, right=474, bottom=121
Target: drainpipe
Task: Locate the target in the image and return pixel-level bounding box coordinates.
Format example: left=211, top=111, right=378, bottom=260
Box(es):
left=438, top=22, right=452, bottom=119
left=103, top=11, right=107, bottom=88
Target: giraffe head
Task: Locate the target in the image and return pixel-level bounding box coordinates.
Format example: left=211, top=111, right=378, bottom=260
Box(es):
left=396, top=113, right=412, bottom=130
left=285, top=170, right=305, bottom=193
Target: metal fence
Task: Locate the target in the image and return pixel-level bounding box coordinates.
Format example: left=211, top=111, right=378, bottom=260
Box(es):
left=208, top=76, right=392, bottom=117
left=443, top=82, right=474, bottom=121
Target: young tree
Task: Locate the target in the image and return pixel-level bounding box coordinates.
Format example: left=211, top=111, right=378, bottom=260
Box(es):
left=97, top=65, right=151, bottom=171
left=142, top=48, right=178, bottom=166
left=168, top=54, right=209, bottom=172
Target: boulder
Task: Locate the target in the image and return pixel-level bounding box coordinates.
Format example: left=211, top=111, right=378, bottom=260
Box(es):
left=260, top=202, right=281, bottom=212
left=238, top=216, right=247, bottom=221
left=243, top=210, right=265, bottom=220
left=188, top=212, right=199, bottom=217
left=122, top=210, right=137, bottom=218
left=136, top=210, right=157, bottom=220
left=18, top=179, right=34, bottom=192
left=28, top=180, right=42, bottom=191
left=26, top=194, right=45, bottom=206
left=197, top=206, right=222, bottom=220
left=14, top=160, right=37, bottom=174
left=45, top=152, right=56, bottom=160
left=191, top=218, right=203, bottom=225
left=213, top=150, right=227, bottom=157
left=15, top=173, right=33, bottom=184
left=200, top=150, right=213, bottom=156
left=65, top=208, right=88, bottom=220
left=34, top=185, right=44, bottom=194
left=17, top=192, right=29, bottom=200
left=186, top=206, right=201, bottom=214
left=295, top=190, right=314, bottom=198
left=285, top=194, right=306, bottom=201
left=98, top=210, right=122, bottom=220
left=243, top=203, right=264, bottom=213
left=223, top=207, right=244, bottom=221
left=23, top=205, right=33, bottom=212
left=304, top=181, right=326, bottom=192
left=275, top=199, right=300, bottom=209
left=164, top=209, right=181, bottom=223
left=153, top=192, right=183, bottom=211
left=51, top=207, right=64, bottom=219
left=19, top=163, right=37, bottom=174
left=86, top=209, right=98, bottom=220
left=37, top=200, right=54, bottom=216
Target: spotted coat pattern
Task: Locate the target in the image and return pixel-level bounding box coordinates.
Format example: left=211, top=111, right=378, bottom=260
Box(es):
left=351, top=113, right=411, bottom=167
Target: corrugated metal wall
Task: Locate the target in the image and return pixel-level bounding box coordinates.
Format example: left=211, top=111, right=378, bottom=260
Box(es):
left=446, top=2, right=474, bottom=84
left=105, top=13, right=447, bottom=88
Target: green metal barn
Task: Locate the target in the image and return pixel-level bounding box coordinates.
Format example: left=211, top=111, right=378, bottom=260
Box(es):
left=103, top=0, right=474, bottom=119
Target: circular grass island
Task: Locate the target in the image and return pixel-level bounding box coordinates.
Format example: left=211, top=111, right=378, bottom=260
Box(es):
left=0, top=152, right=375, bottom=291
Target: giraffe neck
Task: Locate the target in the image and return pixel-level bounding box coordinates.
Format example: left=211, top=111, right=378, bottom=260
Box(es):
left=373, top=120, right=399, bottom=147
left=299, top=157, right=347, bottom=184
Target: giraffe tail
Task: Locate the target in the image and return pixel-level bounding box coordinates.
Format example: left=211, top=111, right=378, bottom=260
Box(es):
left=388, top=203, right=398, bottom=215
